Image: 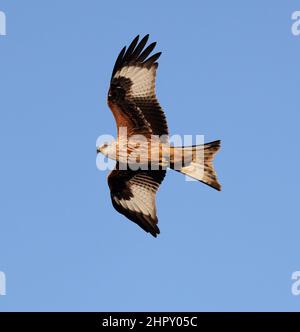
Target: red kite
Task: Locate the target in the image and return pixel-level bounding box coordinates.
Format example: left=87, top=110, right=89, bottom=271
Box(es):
left=97, top=35, right=221, bottom=237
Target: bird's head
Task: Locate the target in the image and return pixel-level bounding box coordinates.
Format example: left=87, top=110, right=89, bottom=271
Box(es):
left=97, top=142, right=109, bottom=155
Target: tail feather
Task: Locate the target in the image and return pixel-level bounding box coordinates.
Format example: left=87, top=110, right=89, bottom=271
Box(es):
left=171, top=140, right=221, bottom=191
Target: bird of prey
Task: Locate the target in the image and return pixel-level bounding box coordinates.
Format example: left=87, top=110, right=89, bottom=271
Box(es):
left=97, top=35, right=221, bottom=237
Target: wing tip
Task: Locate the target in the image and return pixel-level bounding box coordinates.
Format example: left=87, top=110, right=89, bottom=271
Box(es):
left=111, top=34, right=161, bottom=78
left=148, top=219, right=160, bottom=238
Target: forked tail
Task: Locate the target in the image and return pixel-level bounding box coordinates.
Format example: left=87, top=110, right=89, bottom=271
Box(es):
left=170, top=140, right=221, bottom=191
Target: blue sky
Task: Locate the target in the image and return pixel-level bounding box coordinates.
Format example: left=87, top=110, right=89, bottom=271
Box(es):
left=0, top=0, right=300, bottom=311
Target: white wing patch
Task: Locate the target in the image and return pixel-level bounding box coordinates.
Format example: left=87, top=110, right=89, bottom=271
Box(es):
left=112, top=169, right=160, bottom=221
left=113, top=181, right=157, bottom=220
left=116, top=65, right=156, bottom=98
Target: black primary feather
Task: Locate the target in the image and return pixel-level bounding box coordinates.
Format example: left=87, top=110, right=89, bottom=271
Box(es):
left=110, top=35, right=161, bottom=80
left=130, top=34, right=149, bottom=61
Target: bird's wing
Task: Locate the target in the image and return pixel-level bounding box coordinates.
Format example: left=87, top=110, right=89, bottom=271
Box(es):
left=108, top=35, right=169, bottom=139
left=108, top=167, right=166, bottom=237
